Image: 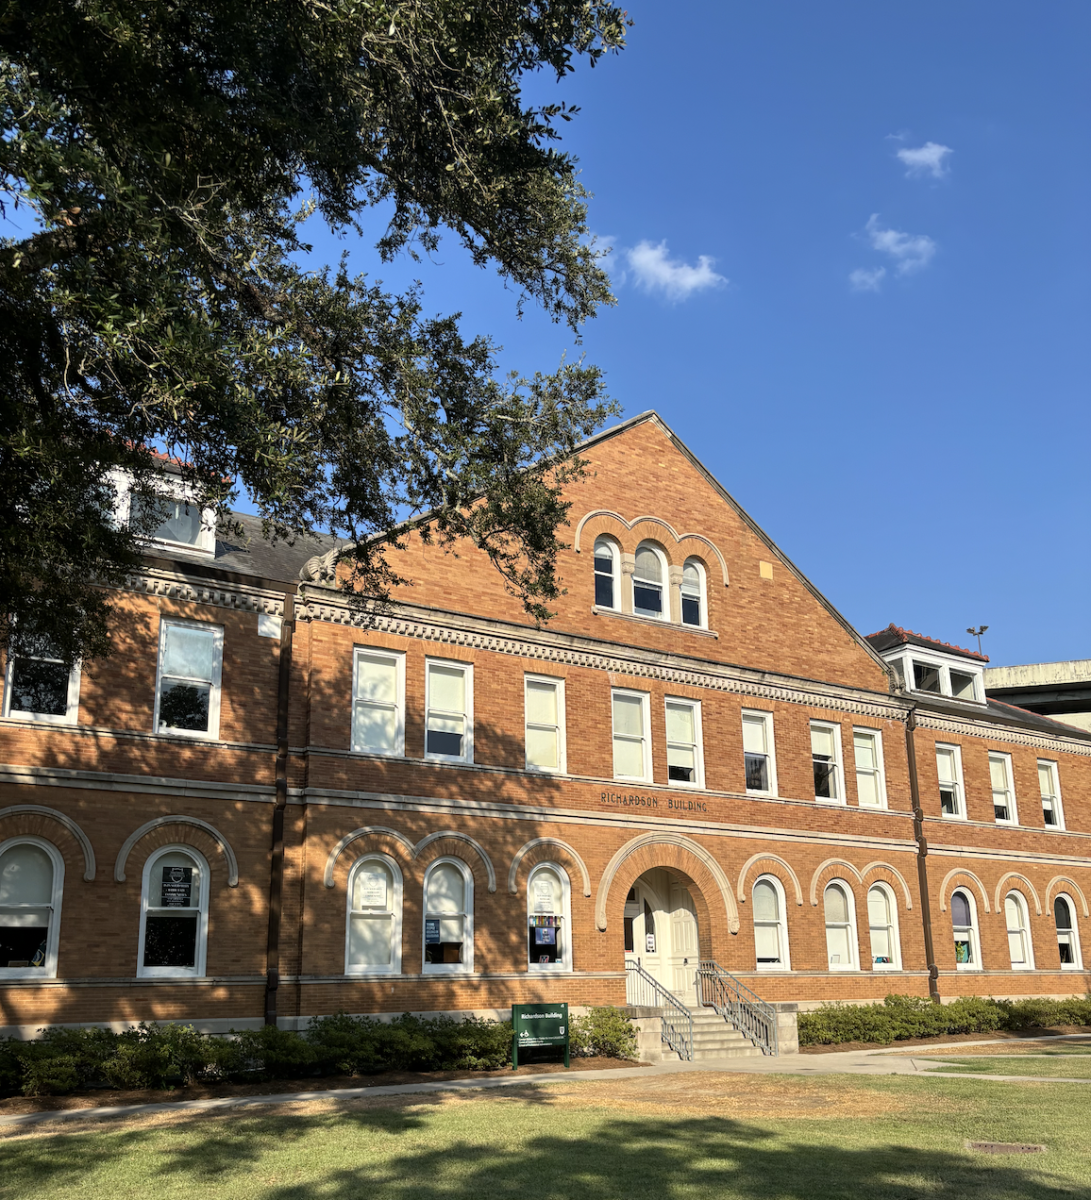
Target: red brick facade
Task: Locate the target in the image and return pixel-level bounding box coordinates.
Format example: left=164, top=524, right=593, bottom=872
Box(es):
left=2, top=413, right=1088, bottom=1032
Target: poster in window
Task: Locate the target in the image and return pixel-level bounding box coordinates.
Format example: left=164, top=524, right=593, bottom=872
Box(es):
left=161, top=866, right=193, bottom=908
left=358, top=869, right=388, bottom=908
left=645, top=932, right=655, bottom=953
left=425, top=919, right=441, bottom=945
left=534, top=926, right=556, bottom=946
left=533, top=878, right=555, bottom=915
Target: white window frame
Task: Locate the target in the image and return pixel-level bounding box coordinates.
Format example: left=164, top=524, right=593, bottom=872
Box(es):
left=153, top=618, right=225, bottom=741
left=524, top=674, right=567, bottom=775
left=1054, top=893, right=1083, bottom=971
left=350, top=648, right=406, bottom=757
left=422, top=856, right=474, bottom=975
left=2, top=644, right=81, bottom=726
left=111, top=469, right=216, bottom=557
left=593, top=537, right=621, bottom=612
left=899, top=650, right=984, bottom=702
left=951, top=887, right=982, bottom=972
left=137, top=844, right=210, bottom=979
left=664, top=696, right=704, bottom=789
left=632, top=542, right=669, bottom=621
left=424, top=658, right=474, bottom=764
left=1004, top=890, right=1036, bottom=971
left=823, top=880, right=860, bottom=971
left=742, top=709, right=778, bottom=797
left=680, top=558, right=707, bottom=630
left=852, top=727, right=887, bottom=809
left=527, top=861, right=573, bottom=973
left=752, top=874, right=791, bottom=972
left=866, top=882, right=902, bottom=970
left=0, top=836, right=65, bottom=979
left=612, top=688, right=652, bottom=783
left=989, top=751, right=1018, bottom=825
left=810, top=720, right=845, bottom=804
left=935, top=743, right=966, bottom=820
left=345, top=853, right=403, bottom=976
left=1038, top=760, right=1065, bottom=830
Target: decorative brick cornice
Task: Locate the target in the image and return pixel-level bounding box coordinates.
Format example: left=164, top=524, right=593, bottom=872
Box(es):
left=916, top=713, right=1091, bottom=758
left=297, top=590, right=905, bottom=721
left=125, top=567, right=285, bottom=617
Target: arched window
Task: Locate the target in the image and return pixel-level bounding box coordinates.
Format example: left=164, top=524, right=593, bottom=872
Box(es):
left=138, top=846, right=209, bottom=978
left=1054, top=895, right=1082, bottom=970
left=681, top=559, right=706, bottom=628
left=1004, top=892, right=1034, bottom=970
left=423, top=858, right=473, bottom=974
left=346, top=855, right=402, bottom=975
left=824, top=882, right=858, bottom=970
left=753, top=876, right=790, bottom=970
left=867, top=884, right=901, bottom=969
left=593, top=538, right=619, bottom=610
left=632, top=543, right=666, bottom=619
left=0, top=839, right=63, bottom=978
left=951, top=888, right=980, bottom=970
left=527, top=863, right=572, bottom=972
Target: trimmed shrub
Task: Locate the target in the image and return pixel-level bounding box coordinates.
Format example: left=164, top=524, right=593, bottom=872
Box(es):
left=570, top=1006, right=637, bottom=1060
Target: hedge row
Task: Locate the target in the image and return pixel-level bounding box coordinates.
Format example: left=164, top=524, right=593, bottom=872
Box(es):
left=1, top=1007, right=638, bottom=1097
left=798, top=993, right=1091, bottom=1046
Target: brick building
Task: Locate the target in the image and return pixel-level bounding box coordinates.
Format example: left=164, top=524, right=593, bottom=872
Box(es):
left=2, top=411, right=1089, bottom=1038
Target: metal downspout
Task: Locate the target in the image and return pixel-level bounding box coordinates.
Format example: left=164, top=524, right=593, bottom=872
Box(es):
left=906, top=706, right=941, bottom=1002
left=264, top=593, right=295, bottom=1026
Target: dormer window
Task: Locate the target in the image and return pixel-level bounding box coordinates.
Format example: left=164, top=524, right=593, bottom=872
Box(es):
left=913, top=663, right=941, bottom=693
left=130, top=493, right=205, bottom=549
left=907, top=658, right=982, bottom=701
left=110, top=470, right=216, bottom=556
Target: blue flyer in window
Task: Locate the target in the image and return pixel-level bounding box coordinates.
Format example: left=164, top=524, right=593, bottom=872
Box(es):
left=534, top=926, right=556, bottom=945
left=425, top=919, right=441, bottom=944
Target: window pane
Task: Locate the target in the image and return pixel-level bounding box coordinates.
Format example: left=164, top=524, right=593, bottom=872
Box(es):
left=356, top=656, right=397, bottom=704
left=526, top=680, right=558, bottom=725
left=426, top=863, right=465, bottom=913
left=1038, top=763, right=1055, bottom=797
left=530, top=871, right=563, bottom=915
left=159, top=681, right=211, bottom=732
left=853, top=731, right=877, bottom=771
left=0, top=845, right=53, bottom=906
left=813, top=757, right=837, bottom=799
left=826, top=924, right=851, bottom=966
left=742, top=716, right=767, bottom=755
left=867, top=888, right=890, bottom=928
left=825, top=886, right=848, bottom=924
left=353, top=863, right=392, bottom=911
left=950, top=671, right=975, bottom=699
left=349, top=914, right=393, bottom=966
left=635, top=547, right=662, bottom=583
left=951, top=892, right=971, bottom=926
left=936, top=748, right=956, bottom=783
left=745, top=753, right=769, bottom=791
left=681, top=595, right=701, bottom=626
left=526, top=725, right=559, bottom=769
left=811, top=727, right=835, bottom=758
left=428, top=665, right=465, bottom=712
left=143, top=914, right=197, bottom=968
left=754, top=924, right=781, bottom=962
left=0, top=923, right=50, bottom=969
left=10, top=658, right=70, bottom=716
left=753, top=881, right=779, bottom=922
left=665, top=703, right=695, bottom=745
left=914, top=663, right=941, bottom=692
left=989, top=756, right=1009, bottom=791
left=162, top=625, right=216, bottom=680
left=633, top=583, right=662, bottom=613
left=667, top=748, right=696, bottom=782
left=1054, top=897, right=1072, bottom=929
left=612, top=695, right=644, bottom=738
left=870, top=925, right=892, bottom=962
left=614, top=737, right=645, bottom=778
left=856, top=770, right=880, bottom=807
left=595, top=574, right=615, bottom=608
left=353, top=702, right=397, bottom=755
left=1008, top=931, right=1027, bottom=965
left=1058, top=934, right=1074, bottom=964
left=132, top=494, right=202, bottom=545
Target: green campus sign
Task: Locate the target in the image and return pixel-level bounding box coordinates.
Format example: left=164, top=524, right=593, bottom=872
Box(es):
left=511, top=1002, right=570, bottom=1069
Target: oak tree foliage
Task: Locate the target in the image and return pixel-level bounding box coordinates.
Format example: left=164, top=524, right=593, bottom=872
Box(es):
left=0, top=1, right=627, bottom=664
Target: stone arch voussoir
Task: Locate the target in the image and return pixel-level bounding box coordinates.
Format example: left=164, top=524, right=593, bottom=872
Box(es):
left=736, top=853, right=804, bottom=906
left=861, top=861, right=914, bottom=910
left=938, top=867, right=991, bottom=914
left=508, top=838, right=591, bottom=897
left=114, top=816, right=238, bottom=887
left=809, top=859, right=864, bottom=906
left=0, top=805, right=96, bottom=881
left=1045, top=875, right=1090, bottom=918
left=411, top=831, right=497, bottom=893
left=994, top=873, right=1043, bottom=916
left=323, top=826, right=415, bottom=888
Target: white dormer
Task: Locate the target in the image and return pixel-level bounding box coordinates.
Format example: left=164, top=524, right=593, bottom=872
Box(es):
left=866, top=625, right=987, bottom=704
left=109, top=468, right=216, bottom=557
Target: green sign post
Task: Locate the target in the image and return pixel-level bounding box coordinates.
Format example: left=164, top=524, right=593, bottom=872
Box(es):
left=511, top=1002, right=570, bottom=1070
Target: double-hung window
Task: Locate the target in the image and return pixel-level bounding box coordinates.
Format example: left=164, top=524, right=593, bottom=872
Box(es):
left=1004, top=892, right=1034, bottom=970
left=527, top=863, right=572, bottom=971
left=867, top=885, right=900, bottom=969
left=936, top=745, right=964, bottom=818
left=423, top=858, right=473, bottom=973
left=989, top=752, right=1017, bottom=823
left=951, top=889, right=980, bottom=969
left=1055, top=896, right=1082, bottom=970
left=811, top=722, right=843, bottom=802
left=1038, top=761, right=1064, bottom=829
left=0, top=839, right=63, bottom=978
left=525, top=676, right=566, bottom=773
left=742, top=711, right=776, bottom=794
left=665, top=698, right=703, bottom=786
left=425, top=660, right=473, bottom=762
left=352, top=649, right=405, bottom=756
left=2, top=634, right=81, bottom=725
left=753, top=876, right=790, bottom=970
left=824, top=882, right=858, bottom=969
left=680, top=560, right=706, bottom=628
left=593, top=538, right=619, bottom=610
left=632, top=544, right=666, bottom=619
left=154, top=620, right=224, bottom=739
left=138, top=846, right=209, bottom=978
left=347, top=856, right=402, bottom=975
left=853, top=728, right=886, bottom=808
left=612, top=690, right=651, bottom=781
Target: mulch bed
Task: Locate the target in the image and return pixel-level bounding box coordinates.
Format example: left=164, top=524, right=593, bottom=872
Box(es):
left=799, top=1024, right=1091, bottom=1054
left=0, top=1056, right=645, bottom=1117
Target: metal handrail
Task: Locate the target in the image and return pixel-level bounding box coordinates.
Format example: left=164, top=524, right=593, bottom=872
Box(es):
left=696, top=959, right=779, bottom=1056
left=625, top=960, right=694, bottom=1061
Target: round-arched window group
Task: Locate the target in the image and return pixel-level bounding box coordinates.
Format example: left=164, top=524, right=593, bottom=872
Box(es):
left=594, top=537, right=708, bottom=629
left=950, top=885, right=1082, bottom=972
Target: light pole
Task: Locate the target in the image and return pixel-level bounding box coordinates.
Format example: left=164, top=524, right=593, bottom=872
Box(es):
left=966, top=625, right=989, bottom=656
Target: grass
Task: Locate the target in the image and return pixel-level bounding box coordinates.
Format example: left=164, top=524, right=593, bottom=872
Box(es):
left=1, top=1072, right=1090, bottom=1200
left=927, top=1055, right=1091, bottom=1079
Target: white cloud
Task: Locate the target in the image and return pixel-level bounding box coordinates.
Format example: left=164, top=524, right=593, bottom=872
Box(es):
left=849, top=267, right=886, bottom=292
left=896, top=141, right=953, bottom=179
left=624, top=239, right=727, bottom=302
left=864, top=214, right=936, bottom=274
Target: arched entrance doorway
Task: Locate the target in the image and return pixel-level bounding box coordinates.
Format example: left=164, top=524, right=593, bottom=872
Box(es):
left=623, top=868, right=700, bottom=1002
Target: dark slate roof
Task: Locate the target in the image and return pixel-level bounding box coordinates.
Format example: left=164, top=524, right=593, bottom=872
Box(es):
left=984, top=697, right=1091, bottom=739
left=866, top=623, right=989, bottom=663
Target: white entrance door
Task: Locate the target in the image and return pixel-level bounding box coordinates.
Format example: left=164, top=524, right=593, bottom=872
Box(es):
left=669, top=879, right=699, bottom=1000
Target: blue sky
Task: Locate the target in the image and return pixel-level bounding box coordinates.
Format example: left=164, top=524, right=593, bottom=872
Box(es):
left=301, top=1, right=1089, bottom=668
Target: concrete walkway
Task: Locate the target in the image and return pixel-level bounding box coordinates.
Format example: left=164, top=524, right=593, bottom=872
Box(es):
left=4, top=1033, right=1090, bottom=1131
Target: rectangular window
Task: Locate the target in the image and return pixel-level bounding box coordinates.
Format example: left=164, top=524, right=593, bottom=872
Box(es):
left=525, top=676, right=565, bottom=773
left=989, top=752, right=1017, bottom=823
left=742, top=711, right=776, bottom=795
left=810, top=722, right=842, bottom=802
left=853, top=728, right=886, bottom=809
left=425, top=660, right=473, bottom=762
left=913, top=662, right=942, bottom=693
left=665, top=698, right=703, bottom=787
left=2, top=634, right=81, bottom=725
left=612, top=690, right=651, bottom=781
left=352, top=649, right=405, bottom=756
left=949, top=670, right=977, bottom=701
left=154, top=620, right=224, bottom=739
left=1038, top=760, right=1064, bottom=829
left=936, top=744, right=964, bottom=818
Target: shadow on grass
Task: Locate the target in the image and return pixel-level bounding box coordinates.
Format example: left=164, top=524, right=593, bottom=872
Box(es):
left=1, top=1092, right=1084, bottom=1200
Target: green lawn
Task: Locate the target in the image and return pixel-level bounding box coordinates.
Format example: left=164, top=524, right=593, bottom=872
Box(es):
left=926, top=1054, right=1091, bottom=1079
left=2, top=1074, right=1089, bottom=1200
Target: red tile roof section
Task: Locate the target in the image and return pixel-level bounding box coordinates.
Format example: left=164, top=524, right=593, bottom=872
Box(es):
left=865, top=622, right=990, bottom=663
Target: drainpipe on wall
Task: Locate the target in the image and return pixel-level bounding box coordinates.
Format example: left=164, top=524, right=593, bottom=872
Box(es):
left=264, top=592, right=295, bottom=1027
left=905, top=707, right=941, bottom=1003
